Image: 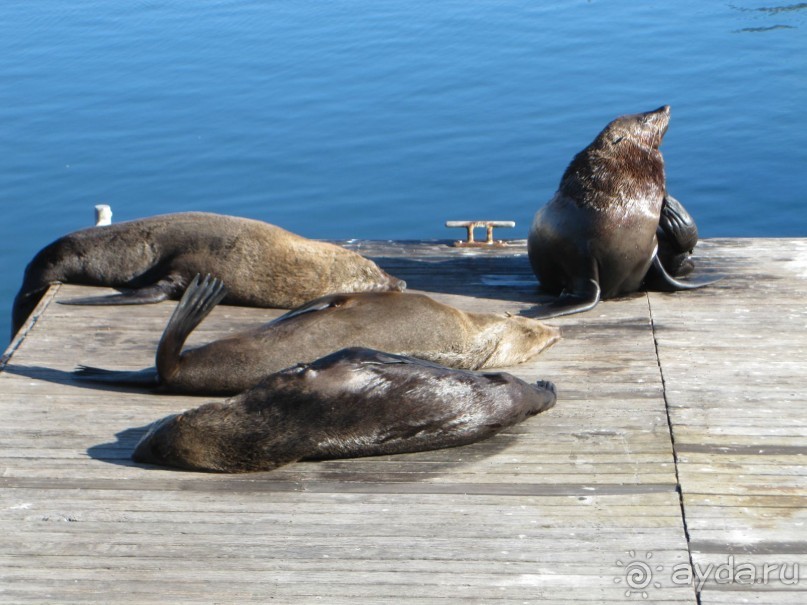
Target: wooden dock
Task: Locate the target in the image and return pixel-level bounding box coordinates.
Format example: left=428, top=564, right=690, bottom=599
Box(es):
left=1, top=238, right=805, bottom=604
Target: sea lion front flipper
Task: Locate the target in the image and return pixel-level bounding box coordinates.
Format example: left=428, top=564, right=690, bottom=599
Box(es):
left=657, top=195, right=699, bottom=277
left=658, top=194, right=699, bottom=253
left=527, top=379, right=558, bottom=413
left=269, top=293, right=354, bottom=325
left=59, top=274, right=188, bottom=306
left=325, top=347, right=451, bottom=370
left=644, top=253, right=721, bottom=292
left=155, top=274, right=228, bottom=381
left=528, top=278, right=601, bottom=320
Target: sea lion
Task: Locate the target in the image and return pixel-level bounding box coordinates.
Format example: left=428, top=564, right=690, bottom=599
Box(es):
left=11, top=212, right=405, bottom=337
left=527, top=105, right=712, bottom=318
left=74, top=274, right=561, bottom=395
left=131, top=347, right=558, bottom=473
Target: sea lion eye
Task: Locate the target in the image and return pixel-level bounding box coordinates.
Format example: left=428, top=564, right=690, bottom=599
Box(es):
left=611, top=136, right=624, bottom=145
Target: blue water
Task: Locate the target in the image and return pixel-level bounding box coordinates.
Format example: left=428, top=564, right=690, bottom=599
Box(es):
left=2, top=1, right=806, bottom=341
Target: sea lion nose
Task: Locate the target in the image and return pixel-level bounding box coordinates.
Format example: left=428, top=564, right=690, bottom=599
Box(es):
left=387, top=274, right=407, bottom=292
left=646, top=105, right=670, bottom=119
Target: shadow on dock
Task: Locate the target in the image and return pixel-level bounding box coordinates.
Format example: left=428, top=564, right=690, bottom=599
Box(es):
left=369, top=254, right=548, bottom=304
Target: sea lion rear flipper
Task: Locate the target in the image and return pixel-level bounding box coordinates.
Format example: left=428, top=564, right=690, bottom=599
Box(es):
left=155, top=274, right=228, bottom=380
left=644, top=253, right=721, bottom=292
left=528, top=279, right=601, bottom=320
left=269, top=293, right=354, bottom=325
left=73, top=365, right=160, bottom=387
left=69, top=274, right=228, bottom=388
left=59, top=274, right=188, bottom=306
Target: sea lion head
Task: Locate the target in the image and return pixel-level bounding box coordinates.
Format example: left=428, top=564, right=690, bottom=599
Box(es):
left=477, top=315, right=562, bottom=368
left=559, top=105, right=670, bottom=211
left=593, top=105, right=670, bottom=151
left=132, top=404, right=234, bottom=472
left=337, top=263, right=406, bottom=295
left=377, top=269, right=407, bottom=293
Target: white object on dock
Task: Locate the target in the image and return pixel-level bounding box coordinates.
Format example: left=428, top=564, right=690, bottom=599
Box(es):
left=94, top=204, right=113, bottom=226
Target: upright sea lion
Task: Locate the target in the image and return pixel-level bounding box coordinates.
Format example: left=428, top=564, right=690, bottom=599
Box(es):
left=131, top=347, right=558, bottom=473
left=74, top=274, right=561, bottom=395
left=11, top=212, right=405, bottom=337
left=527, top=105, right=712, bottom=318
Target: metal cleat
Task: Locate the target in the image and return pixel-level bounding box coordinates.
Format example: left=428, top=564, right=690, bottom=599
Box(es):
left=445, top=220, right=515, bottom=247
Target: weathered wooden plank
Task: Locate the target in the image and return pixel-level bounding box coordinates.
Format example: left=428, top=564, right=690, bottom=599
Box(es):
left=0, top=584, right=694, bottom=605
left=0, top=498, right=685, bottom=522
left=649, top=239, right=807, bottom=603
left=700, top=595, right=807, bottom=605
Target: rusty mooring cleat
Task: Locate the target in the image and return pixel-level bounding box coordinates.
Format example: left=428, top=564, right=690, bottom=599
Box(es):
left=445, top=220, right=515, bottom=247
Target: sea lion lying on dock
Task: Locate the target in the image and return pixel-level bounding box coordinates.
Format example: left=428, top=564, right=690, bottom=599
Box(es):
left=12, top=212, right=405, bottom=337
left=527, top=105, right=714, bottom=319
left=131, top=347, right=558, bottom=473
left=74, top=274, right=561, bottom=395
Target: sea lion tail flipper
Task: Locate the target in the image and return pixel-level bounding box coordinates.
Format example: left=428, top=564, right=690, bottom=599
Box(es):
left=645, top=254, right=721, bottom=292
left=269, top=293, right=353, bottom=325
left=59, top=274, right=188, bottom=306
left=72, top=365, right=160, bottom=387
left=528, top=279, right=601, bottom=320
left=155, top=274, right=228, bottom=379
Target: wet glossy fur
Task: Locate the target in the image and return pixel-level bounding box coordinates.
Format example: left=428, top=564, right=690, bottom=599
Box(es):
left=132, top=347, right=558, bottom=473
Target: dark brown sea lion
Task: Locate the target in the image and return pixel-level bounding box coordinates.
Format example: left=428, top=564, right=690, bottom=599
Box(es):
left=131, top=347, right=558, bottom=473
left=74, top=274, right=561, bottom=395
left=527, top=105, right=712, bottom=318
left=11, top=212, right=404, bottom=336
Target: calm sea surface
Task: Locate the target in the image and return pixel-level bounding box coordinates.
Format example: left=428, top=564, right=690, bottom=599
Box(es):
left=2, top=1, right=806, bottom=341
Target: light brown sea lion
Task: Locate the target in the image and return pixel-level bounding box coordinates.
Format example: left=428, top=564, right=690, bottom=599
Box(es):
left=12, top=212, right=404, bottom=336
left=527, top=105, right=713, bottom=318
left=131, top=347, right=558, bottom=473
left=74, top=274, right=561, bottom=395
